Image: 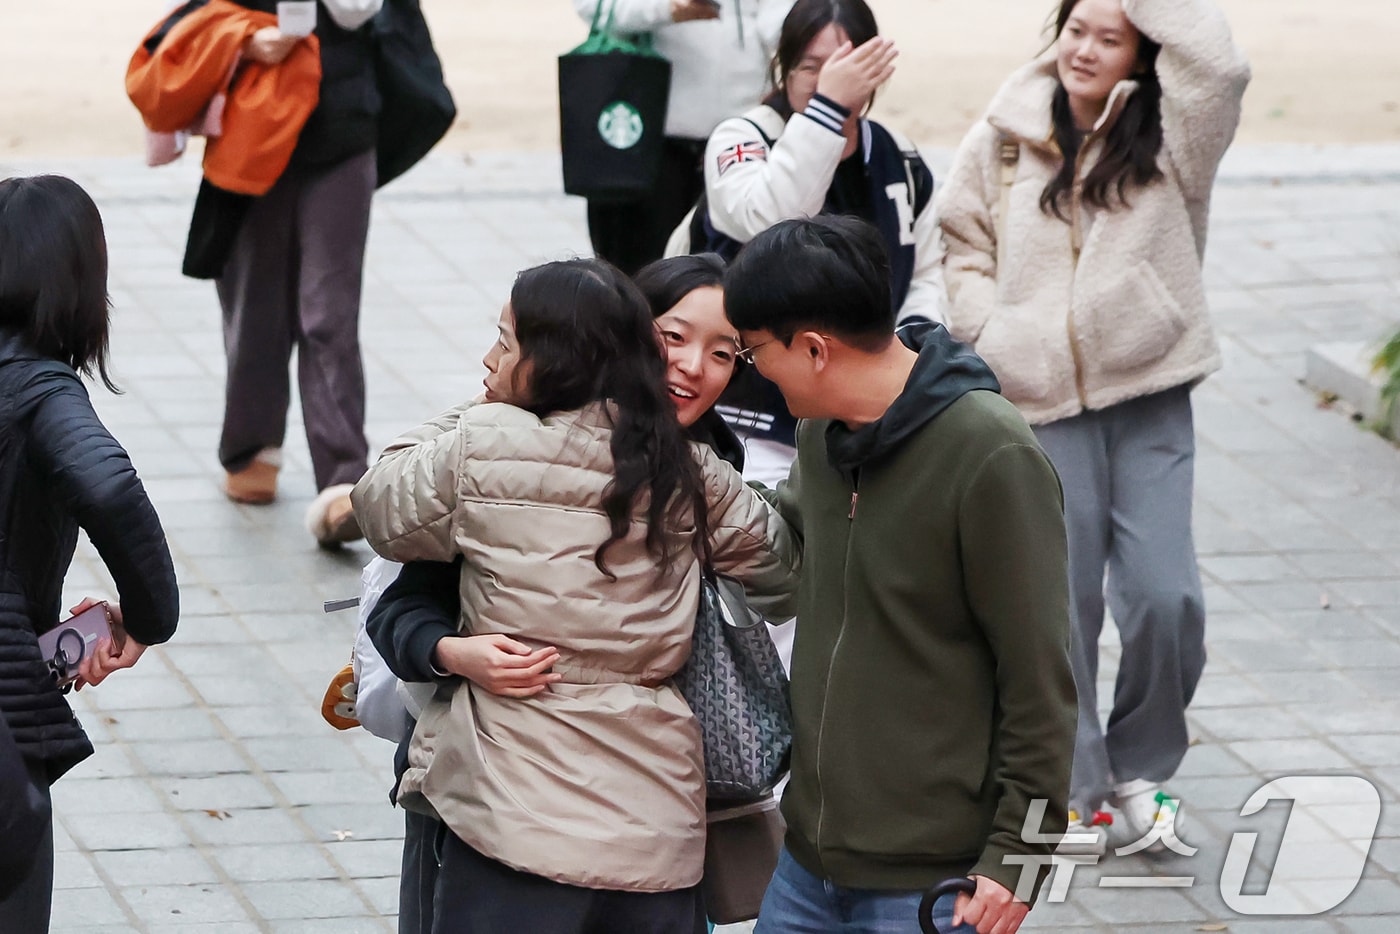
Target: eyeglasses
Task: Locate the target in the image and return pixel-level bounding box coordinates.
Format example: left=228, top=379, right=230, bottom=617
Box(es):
left=736, top=339, right=773, bottom=365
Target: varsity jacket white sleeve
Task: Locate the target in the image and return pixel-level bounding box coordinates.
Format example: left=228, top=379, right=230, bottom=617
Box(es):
left=899, top=176, right=950, bottom=325
left=703, top=103, right=847, bottom=243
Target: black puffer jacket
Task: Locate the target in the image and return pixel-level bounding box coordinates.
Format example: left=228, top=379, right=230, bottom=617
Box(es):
left=0, top=329, right=179, bottom=783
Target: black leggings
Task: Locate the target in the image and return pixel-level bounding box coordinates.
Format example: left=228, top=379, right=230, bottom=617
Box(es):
left=432, top=827, right=706, bottom=934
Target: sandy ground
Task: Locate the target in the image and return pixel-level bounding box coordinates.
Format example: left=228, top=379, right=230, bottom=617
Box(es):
left=4, top=0, right=1399, bottom=160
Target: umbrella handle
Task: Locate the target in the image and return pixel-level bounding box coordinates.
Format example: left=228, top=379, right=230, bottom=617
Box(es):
left=918, top=877, right=979, bottom=934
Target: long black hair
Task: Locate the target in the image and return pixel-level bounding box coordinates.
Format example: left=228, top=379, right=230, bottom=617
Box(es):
left=1041, top=0, right=1164, bottom=221
left=0, top=175, right=117, bottom=391
left=509, top=258, right=710, bottom=578
left=763, top=0, right=880, bottom=120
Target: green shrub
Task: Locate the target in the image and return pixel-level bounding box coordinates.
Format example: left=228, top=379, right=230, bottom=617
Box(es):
left=1374, top=327, right=1400, bottom=438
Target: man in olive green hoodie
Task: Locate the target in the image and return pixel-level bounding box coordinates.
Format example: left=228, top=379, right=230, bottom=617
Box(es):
left=725, top=216, right=1077, bottom=934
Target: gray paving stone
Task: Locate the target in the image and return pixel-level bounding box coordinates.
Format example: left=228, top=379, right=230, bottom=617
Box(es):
left=118, top=883, right=252, bottom=925
left=212, top=844, right=339, bottom=884
left=242, top=879, right=371, bottom=920
left=93, top=848, right=223, bottom=888
left=185, top=807, right=315, bottom=848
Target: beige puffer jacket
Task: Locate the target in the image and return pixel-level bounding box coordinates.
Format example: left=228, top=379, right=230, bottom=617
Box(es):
left=351, top=400, right=800, bottom=893
left=938, top=0, right=1250, bottom=425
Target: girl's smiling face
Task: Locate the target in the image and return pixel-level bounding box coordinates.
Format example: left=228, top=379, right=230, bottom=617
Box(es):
left=1056, top=0, right=1142, bottom=126
left=654, top=286, right=738, bottom=428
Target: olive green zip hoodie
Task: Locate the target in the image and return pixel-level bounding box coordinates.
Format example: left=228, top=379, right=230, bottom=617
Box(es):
left=772, top=323, right=1076, bottom=900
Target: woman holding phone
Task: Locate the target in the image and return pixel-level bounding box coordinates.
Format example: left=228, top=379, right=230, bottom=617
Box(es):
left=0, top=175, right=179, bottom=931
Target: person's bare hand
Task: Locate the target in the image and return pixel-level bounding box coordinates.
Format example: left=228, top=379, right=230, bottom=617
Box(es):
left=671, top=0, right=721, bottom=23
left=245, top=27, right=301, bottom=65
left=69, top=599, right=148, bottom=691
left=815, top=37, right=898, bottom=113
left=434, top=634, right=561, bottom=698
left=953, top=875, right=1030, bottom=934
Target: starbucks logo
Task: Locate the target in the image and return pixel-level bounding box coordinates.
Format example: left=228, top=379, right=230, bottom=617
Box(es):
left=597, top=102, right=644, bottom=150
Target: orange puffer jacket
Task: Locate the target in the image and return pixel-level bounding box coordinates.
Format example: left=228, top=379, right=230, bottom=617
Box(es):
left=127, top=0, right=321, bottom=195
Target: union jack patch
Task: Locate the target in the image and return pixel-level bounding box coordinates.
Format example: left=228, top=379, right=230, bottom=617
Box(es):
left=717, top=141, right=768, bottom=175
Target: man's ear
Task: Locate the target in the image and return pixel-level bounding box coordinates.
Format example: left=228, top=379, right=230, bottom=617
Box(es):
left=795, top=330, right=832, bottom=372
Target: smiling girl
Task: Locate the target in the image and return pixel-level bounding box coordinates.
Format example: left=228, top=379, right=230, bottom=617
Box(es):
left=938, top=0, right=1250, bottom=856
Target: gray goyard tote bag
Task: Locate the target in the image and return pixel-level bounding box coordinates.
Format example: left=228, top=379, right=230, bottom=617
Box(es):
left=675, top=574, right=792, bottom=801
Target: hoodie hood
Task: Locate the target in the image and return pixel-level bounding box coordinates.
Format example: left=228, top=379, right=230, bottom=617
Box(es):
left=825, top=322, right=1001, bottom=474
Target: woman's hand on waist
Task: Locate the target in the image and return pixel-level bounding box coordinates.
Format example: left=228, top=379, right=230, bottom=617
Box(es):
left=434, top=634, right=562, bottom=698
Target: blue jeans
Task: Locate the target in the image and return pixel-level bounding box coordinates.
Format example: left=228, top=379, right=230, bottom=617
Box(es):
left=754, top=849, right=975, bottom=934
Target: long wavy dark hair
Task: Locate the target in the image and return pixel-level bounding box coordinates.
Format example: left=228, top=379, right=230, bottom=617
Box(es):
left=0, top=175, right=117, bottom=391
left=1040, top=0, right=1165, bottom=221
left=509, top=258, right=710, bottom=579
left=763, top=0, right=880, bottom=120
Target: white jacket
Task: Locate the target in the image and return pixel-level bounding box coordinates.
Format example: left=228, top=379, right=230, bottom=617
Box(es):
left=682, top=104, right=949, bottom=324
left=572, top=0, right=791, bottom=140
left=937, top=0, right=1249, bottom=425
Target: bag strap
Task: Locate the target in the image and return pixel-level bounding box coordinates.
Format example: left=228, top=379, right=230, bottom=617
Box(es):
left=995, top=132, right=1020, bottom=274
left=588, top=0, right=613, bottom=37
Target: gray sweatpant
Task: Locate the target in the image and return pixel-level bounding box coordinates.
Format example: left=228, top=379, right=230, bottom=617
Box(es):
left=215, top=149, right=375, bottom=492
left=1033, top=386, right=1207, bottom=811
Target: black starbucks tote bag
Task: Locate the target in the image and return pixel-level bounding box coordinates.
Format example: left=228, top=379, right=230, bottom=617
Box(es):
left=558, top=1, right=671, bottom=202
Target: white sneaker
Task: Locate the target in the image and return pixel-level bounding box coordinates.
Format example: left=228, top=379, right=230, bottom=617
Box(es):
left=1110, top=779, right=1186, bottom=855
left=1056, top=809, right=1111, bottom=857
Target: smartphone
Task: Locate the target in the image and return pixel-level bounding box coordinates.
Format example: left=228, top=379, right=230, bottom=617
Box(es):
left=36, top=603, right=118, bottom=688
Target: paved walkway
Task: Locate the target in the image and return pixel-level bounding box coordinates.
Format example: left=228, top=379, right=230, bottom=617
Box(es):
left=3, top=149, right=1399, bottom=933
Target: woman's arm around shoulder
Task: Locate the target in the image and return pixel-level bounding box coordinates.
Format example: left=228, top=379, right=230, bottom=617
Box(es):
left=704, top=107, right=846, bottom=243
left=26, top=373, right=178, bottom=646
left=1123, top=0, right=1251, bottom=199
left=936, top=120, right=1003, bottom=346
left=697, top=445, right=801, bottom=620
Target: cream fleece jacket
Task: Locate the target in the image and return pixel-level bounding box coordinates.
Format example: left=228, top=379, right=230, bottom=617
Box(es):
left=937, top=0, right=1250, bottom=425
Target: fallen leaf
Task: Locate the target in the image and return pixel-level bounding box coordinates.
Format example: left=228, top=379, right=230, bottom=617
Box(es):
left=203, top=809, right=231, bottom=820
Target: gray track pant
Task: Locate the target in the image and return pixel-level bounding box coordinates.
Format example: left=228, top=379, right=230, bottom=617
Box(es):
left=1033, top=386, right=1207, bottom=811
left=215, top=149, right=374, bottom=492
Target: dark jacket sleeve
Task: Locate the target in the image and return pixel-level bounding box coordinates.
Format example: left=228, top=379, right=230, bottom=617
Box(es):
left=958, top=441, right=1077, bottom=900
left=26, top=373, right=179, bottom=646
left=366, top=558, right=462, bottom=683
left=0, top=714, right=51, bottom=897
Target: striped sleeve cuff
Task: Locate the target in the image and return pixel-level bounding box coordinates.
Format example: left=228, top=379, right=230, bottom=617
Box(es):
left=802, top=93, right=852, bottom=135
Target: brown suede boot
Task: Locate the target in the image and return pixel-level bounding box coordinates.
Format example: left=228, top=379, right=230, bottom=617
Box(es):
left=224, top=448, right=281, bottom=504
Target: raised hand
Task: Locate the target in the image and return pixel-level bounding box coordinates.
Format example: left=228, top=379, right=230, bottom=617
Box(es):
left=816, top=37, right=899, bottom=113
